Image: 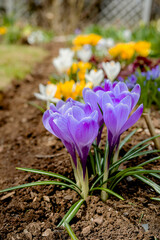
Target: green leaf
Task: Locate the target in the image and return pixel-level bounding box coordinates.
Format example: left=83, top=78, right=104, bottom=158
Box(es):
left=90, top=187, right=124, bottom=200
left=127, top=149, right=160, bottom=159
left=90, top=173, right=104, bottom=191
left=16, top=167, right=80, bottom=190
left=149, top=172, right=160, bottom=180
left=89, top=151, right=96, bottom=175
left=119, top=129, right=138, bottom=150
left=28, top=101, right=45, bottom=113
left=57, top=199, right=85, bottom=227
left=109, top=143, right=150, bottom=171
left=137, top=156, right=160, bottom=167
left=110, top=169, right=160, bottom=191
left=133, top=174, right=160, bottom=194
left=97, top=103, right=103, bottom=115
left=108, top=166, right=142, bottom=189
left=150, top=197, right=160, bottom=201
left=103, top=138, right=109, bottom=171
left=64, top=222, right=79, bottom=240
left=123, top=143, right=150, bottom=159
left=0, top=181, right=81, bottom=196
left=93, top=142, right=102, bottom=177
left=124, top=134, right=160, bottom=157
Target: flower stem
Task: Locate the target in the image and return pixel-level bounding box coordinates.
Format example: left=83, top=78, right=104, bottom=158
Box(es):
left=101, top=149, right=109, bottom=202
left=81, top=169, right=89, bottom=200
left=71, top=157, right=89, bottom=200
left=143, top=111, right=160, bottom=150
left=47, top=100, right=50, bottom=109
left=111, top=143, right=120, bottom=174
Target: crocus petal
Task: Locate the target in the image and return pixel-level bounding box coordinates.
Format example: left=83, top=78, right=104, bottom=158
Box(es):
left=102, top=92, right=113, bottom=109
left=130, top=84, right=141, bottom=109
left=120, top=95, right=132, bottom=111
left=43, top=110, right=55, bottom=135
left=34, top=93, right=47, bottom=101
left=85, top=73, right=93, bottom=83
left=39, top=84, right=46, bottom=95
left=76, top=120, right=97, bottom=145
left=103, top=103, right=117, bottom=136
left=56, top=100, right=65, bottom=110
left=104, top=80, right=113, bottom=91
left=71, top=106, right=85, bottom=121
left=113, top=82, right=128, bottom=96
left=63, top=140, right=77, bottom=167
left=115, top=103, right=130, bottom=133
left=120, top=104, right=143, bottom=134
left=49, top=103, right=59, bottom=113
left=51, top=115, right=73, bottom=142
left=83, top=88, right=100, bottom=111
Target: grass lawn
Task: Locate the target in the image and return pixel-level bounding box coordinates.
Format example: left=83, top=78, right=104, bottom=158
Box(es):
left=0, top=44, right=48, bottom=89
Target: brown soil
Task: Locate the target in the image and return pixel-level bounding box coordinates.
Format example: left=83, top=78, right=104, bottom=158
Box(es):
left=0, top=42, right=160, bottom=240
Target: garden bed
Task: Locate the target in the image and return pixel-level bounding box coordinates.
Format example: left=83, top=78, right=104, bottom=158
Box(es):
left=0, top=42, right=160, bottom=240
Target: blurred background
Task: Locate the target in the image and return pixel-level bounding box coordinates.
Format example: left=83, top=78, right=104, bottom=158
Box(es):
left=0, top=0, right=160, bottom=89
left=0, top=0, right=160, bottom=34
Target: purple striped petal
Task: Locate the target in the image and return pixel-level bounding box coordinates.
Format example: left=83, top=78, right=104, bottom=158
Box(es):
left=120, top=104, right=143, bottom=134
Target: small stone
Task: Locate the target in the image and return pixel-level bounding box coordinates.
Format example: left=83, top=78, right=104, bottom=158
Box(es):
left=141, top=223, right=149, bottom=232
left=23, top=229, right=32, bottom=240
left=42, top=229, right=52, bottom=237
left=26, top=222, right=41, bottom=236
left=123, top=212, right=129, bottom=217
left=126, top=176, right=133, bottom=182
left=82, top=226, right=91, bottom=236
left=64, top=195, right=72, bottom=200
left=21, top=118, right=27, bottom=123
left=43, top=196, right=50, bottom=202
left=93, top=216, right=103, bottom=225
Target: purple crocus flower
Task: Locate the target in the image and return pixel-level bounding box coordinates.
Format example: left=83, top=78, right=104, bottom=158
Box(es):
left=145, top=65, right=160, bottom=81
left=125, top=74, right=137, bottom=89
left=43, top=98, right=99, bottom=177
left=83, top=86, right=106, bottom=144
left=101, top=82, right=143, bottom=160
left=83, top=81, right=143, bottom=160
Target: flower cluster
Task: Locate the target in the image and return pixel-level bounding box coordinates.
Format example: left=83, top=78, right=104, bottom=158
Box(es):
left=43, top=81, right=143, bottom=199
left=67, top=61, right=92, bottom=81
left=73, top=33, right=102, bottom=47
left=109, top=41, right=151, bottom=60
left=55, top=80, right=92, bottom=101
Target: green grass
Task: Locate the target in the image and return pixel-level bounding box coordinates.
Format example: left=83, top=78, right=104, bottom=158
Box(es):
left=0, top=44, right=48, bottom=89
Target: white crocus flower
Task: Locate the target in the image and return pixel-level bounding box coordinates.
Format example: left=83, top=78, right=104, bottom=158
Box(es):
left=53, top=48, right=74, bottom=74
left=123, top=29, right=132, bottom=42
left=96, top=38, right=115, bottom=50
left=59, top=48, right=74, bottom=58
left=85, top=69, right=104, bottom=87
left=102, top=61, right=121, bottom=82
left=77, top=45, right=92, bottom=62
left=34, top=83, right=59, bottom=109
left=53, top=55, right=73, bottom=74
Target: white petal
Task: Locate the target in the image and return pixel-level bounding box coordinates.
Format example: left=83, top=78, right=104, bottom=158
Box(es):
left=39, top=84, right=46, bottom=95
left=34, top=93, right=47, bottom=101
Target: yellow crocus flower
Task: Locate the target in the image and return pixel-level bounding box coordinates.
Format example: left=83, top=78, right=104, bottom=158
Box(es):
left=0, top=26, right=7, bottom=35
left=134, top=41, right=151, bottom=57
left=73, top=33, right=102, bottom=47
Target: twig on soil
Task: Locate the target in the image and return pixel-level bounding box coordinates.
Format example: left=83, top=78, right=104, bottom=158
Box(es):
left=35, top=152, right=65, bottom=159
left=143, top=112, right=160, bottom=150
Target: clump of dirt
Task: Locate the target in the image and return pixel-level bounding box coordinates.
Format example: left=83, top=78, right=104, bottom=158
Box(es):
left=0, top=42, right=160, bottom=240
